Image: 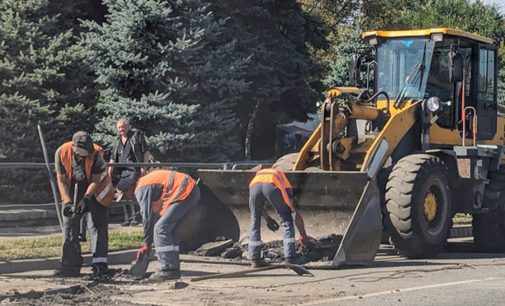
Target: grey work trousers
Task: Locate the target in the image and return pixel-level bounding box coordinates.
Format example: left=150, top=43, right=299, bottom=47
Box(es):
left=248, top=183, right=296, bottom=260
left=61, top=197, right=109, bottom=269
left=156, top=186, right=200, bottom=271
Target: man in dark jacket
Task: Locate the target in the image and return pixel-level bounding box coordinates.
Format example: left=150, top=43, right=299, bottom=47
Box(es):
left=109, top=118, right=152, bottom=225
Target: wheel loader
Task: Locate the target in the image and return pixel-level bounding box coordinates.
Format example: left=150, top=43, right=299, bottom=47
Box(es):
left=194, top=28, right=505, bottom=267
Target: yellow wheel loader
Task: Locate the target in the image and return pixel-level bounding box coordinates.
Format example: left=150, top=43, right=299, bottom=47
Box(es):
left=195, top=28, right=505, bottom=267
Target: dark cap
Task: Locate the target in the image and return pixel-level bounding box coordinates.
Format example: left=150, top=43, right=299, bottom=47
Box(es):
left=72, top=131, right=94, bottom=156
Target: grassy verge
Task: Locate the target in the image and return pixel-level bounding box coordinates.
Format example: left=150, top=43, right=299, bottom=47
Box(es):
left=0, top=213, right=473, bottom=262
left=453, top=213, right=472, bottom=225
left=0, top=227, right=143, bottom=261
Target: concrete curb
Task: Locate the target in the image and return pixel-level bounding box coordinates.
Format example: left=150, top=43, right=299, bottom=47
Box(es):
left=450, top=225, right=472, bottom=239
left=0, top=249, right=137, bottom=274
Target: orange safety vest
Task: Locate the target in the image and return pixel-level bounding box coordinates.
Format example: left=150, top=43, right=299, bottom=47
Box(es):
left=135, top=170, right=196, bottom=215
left=249, top=168, right=294, bottom=210
left=58, top=142, right=114, bottom=207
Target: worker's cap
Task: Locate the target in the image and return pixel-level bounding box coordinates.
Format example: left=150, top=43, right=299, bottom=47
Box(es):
left=72, top=131, right=94, bottom=157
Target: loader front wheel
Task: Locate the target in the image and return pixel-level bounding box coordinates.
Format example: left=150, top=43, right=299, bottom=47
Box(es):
left=385, top=154, right=451, bottom=258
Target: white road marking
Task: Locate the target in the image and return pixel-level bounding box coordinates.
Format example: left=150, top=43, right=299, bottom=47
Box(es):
left=300, top=277, right=504, bottom=305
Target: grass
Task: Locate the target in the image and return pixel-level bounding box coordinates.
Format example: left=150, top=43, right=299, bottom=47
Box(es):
left=0, top=227, right=144, bottom=261
left=0, top=213, right=473, bottom=262
left=453, top=213, right=472, bottom=225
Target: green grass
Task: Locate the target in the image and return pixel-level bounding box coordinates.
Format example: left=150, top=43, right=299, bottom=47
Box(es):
left=0, top=213, right=473, bottom=262
left=453, top=213, right=472, bottom=225
left=0, top=227, right=144, bottom=261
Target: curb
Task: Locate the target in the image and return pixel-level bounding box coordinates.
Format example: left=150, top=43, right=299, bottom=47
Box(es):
left=0, top=249, right=137, bottom=274
left=449, top=225, right=472, bottom=239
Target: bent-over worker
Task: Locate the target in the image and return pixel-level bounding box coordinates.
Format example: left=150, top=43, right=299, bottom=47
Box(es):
left=248, top=167, right=312, bottom=267
left=134, top=169, right=200, bottom=281
left=54, top=131, right=114, bottom=278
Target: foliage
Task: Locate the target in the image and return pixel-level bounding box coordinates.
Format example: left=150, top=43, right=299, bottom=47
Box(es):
left=0, top=0, right=99, bottom=203
left=83, top=0, right=252, bottom=161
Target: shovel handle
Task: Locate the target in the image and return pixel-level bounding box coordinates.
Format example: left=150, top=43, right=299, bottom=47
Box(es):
left=191, top=265, right=280, bottom=282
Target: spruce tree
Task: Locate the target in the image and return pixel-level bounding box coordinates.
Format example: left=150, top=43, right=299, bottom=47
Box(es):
left=213, top=0, right=321, bottom=159
left=0, top=0, right=98, bottom=203
left=84, top=0, right=252, bottom=161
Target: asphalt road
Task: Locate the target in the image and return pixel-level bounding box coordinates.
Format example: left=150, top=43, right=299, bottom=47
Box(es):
left=2, top=239, right=505, bottom=306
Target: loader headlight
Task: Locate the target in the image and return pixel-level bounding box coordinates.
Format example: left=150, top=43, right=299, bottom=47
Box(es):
left=426, top=96, right=440, bottom=112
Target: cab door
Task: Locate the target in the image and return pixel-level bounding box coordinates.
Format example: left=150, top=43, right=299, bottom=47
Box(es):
left=475, top=46, right=497, bottom=140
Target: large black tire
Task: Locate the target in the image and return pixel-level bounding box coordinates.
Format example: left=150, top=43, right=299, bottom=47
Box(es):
left=473, top=167, right=505, bottom=252
left=385, top=154, right=452, bottom=258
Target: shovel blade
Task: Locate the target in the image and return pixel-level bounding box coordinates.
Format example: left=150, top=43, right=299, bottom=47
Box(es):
left=129, top=253, right=150, bottom=280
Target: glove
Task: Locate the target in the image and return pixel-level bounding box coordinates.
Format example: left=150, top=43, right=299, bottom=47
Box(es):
left=264, top=215, right=279, bottom=232
left=136, top=243, right=151, bottom=260
left=62, top=205, right=74, bottom=217
left=76, top=196, right=93, bottom=215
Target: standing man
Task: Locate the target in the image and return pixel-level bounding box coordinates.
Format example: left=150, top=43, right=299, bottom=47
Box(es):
left=54, top=131, right=114, bottom=278
left=248, top=167, right=313, bottom=267
left=134, top=169, right=200, bottom=281
left=109, top=118, right=150, bottom=226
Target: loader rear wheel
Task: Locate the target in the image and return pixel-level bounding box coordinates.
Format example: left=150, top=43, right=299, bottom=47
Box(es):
left=385, top=154, right=451, bottom=258
left=473, top=167, right=505, bottom=252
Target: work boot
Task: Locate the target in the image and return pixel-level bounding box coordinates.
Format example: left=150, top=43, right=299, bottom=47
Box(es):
left=53, top=267, right=81, bottom=278
left=91, top=263, right=109, bottom=280
left=251, top=258, right=269, bottom=268
left=148, top=270, right=181, bottom=282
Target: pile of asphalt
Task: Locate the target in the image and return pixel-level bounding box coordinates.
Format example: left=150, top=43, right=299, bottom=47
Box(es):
left=192, top=234, right=343, bottom=264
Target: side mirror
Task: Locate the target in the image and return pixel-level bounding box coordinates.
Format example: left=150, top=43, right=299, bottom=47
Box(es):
left=350, top=54, right=361, bottom=86
left=449, top=52, right=464, bottom=83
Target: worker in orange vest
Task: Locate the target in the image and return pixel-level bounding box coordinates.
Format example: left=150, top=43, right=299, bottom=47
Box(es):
left=54, top=131, right=114, bottom=278
left=134, top=169, right=200, bottom=281
left=248, top=167, right=313, bottom=267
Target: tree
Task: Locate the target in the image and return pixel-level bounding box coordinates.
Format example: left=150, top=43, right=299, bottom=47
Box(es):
left=83, top=0, right=251, bottom=161
left=323, top=22, right=371, bottom=88
left=369, top=0, right=505, bottom=105
left=212, top=0, right=322, bottom=159
left=0, top=0, right=98, bottom=202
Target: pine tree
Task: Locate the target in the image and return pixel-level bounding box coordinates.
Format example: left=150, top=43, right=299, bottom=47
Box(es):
left=213, top=0, right=321, bottom=159
left=0, top=0, right=98, bottom=203
left=84, top=0, right=252, bottom=161
left=0, top=0, right=99, bottom=157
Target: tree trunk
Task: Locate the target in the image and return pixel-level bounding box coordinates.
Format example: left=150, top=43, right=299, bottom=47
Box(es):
left=244, top=100, right=261, bottom=160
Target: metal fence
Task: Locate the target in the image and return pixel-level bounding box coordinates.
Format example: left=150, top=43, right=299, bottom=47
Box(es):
left=0, top=161, right=271, bottom=205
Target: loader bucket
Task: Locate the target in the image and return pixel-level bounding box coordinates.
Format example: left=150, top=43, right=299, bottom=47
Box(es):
left=196, top=169, right=383, bottom=267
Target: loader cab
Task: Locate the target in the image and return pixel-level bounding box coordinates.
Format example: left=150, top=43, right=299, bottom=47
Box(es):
left=365, top=28, right=498, bottom=142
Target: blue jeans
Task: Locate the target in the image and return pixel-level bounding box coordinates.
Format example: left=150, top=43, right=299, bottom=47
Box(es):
left=248, top=183, right=295, bottom=260
left=154, top=186, right=201, bottom=271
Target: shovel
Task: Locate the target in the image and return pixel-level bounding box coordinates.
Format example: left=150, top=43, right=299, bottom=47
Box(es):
left=129, top=250, right=152, bottom=280
left=190, top=263, right=313, bottom=282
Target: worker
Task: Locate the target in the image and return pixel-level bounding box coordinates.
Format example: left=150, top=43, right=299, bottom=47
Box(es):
left=134, top=169, right=200, bottom=281
left=109, top=118, right=151, bottom=226
left=248, top=167, right=313, bottom=267
left=54, top=131, right=114, bottom=278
